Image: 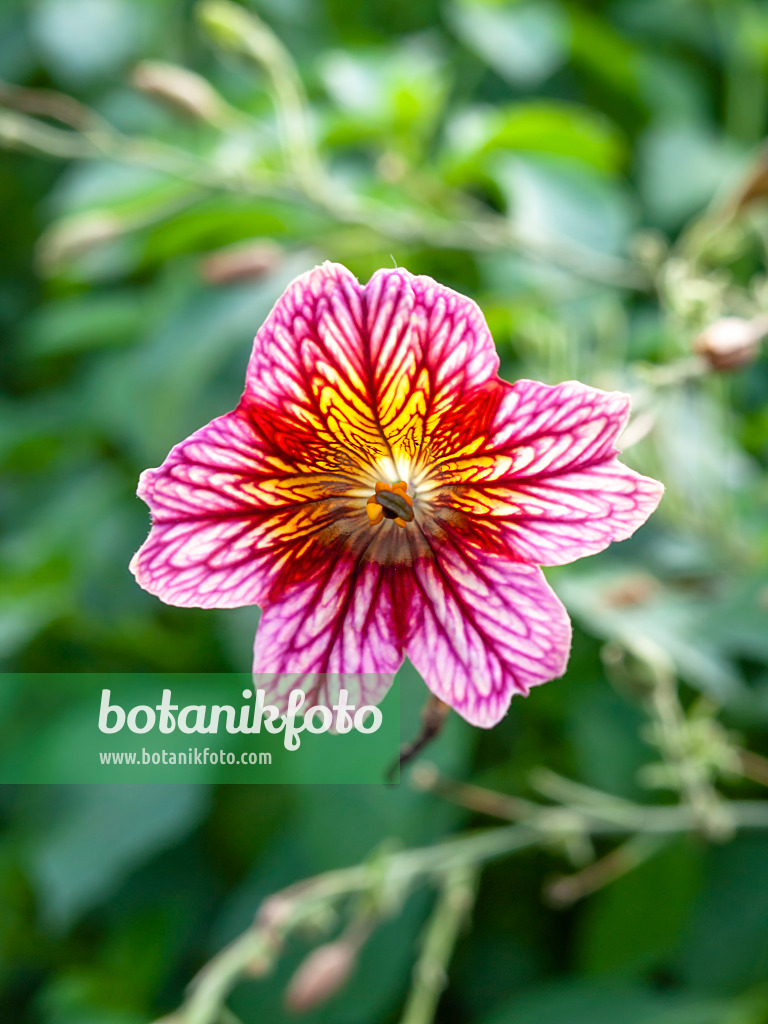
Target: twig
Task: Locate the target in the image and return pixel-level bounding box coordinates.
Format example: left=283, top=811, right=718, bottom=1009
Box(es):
left=164, top=826, right=537, bottom=1024
left=736, top=748, right=768, bottom=788
left=411, top=762, right=538, bottom=820
left=155, top=792, right=768, bottom=1024
left=197, top=0, right=324, bottom=197
left=0, top=78, right=113, bottom=133
left=0, top=100, right=648, bottom=289
left=638, top=641, right=732, bottom=839
left=389, top=696, right=451, bottom=781
left=399, top=866, right=477, bottom=1024
left=544, top=833, right=668, bottom=907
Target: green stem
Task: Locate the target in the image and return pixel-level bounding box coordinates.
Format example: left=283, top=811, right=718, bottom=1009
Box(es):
left=0, top=103, right=647, bottom=290
left=162, top=798, right=768, bottom=1024
left=197, top=0, right=324, bottom=196
left=399, top=866, right=478, bottom=1024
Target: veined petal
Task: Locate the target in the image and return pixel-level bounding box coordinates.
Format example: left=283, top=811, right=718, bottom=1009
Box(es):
left=434, top=379, right=663, bottom=566
left=405, top=533, right=571, bottom=727
left=130, top=409, right=364, bottom=608
left=243, top=262, right=500, bottom=476
left=251, top=552, right=408, bottom=710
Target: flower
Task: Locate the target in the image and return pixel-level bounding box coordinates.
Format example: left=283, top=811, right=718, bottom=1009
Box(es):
left=130, top=263, right=663, bottom=727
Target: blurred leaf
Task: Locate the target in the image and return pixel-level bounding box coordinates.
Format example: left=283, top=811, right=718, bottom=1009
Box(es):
left=483, top=979, right=733, bottom=1024
left=558, top=566, right=751, bottom=705
left=639, top=123, right=747, bottom=228
left=47, top=162, right=192, bottom=220
left=675, top=833, right=768, bottom=994
left=577, top=838, right=703, bottom=976
left=447, top=0, right=568, bottom=87
left=86, top=255, right=311, bottom=460
left=569, top=9, right=642, bottom=102
left=443, top=102, right=626, bottom=175
left=568, top=690, right=649, bottom=799
left=320, top=37, right=448, bottom=148
left=28, top=785, right=209, bottom=928
left=495, top=155, right=634, bottom=255
left=29, top=0, right=145, bottom=83
left=22, top=291, right=149, bottom=356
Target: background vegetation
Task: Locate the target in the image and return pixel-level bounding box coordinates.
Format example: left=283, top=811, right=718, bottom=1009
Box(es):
left=2, top=0, right=768, bottom=1021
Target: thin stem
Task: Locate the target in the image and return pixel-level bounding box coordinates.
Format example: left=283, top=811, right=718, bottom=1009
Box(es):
left=197, top=0, right=324, bottom=196
left=0, top=100, right=647, bottom=289
left=544, top=833, right=668, bottom=907
left=641, top=647, right=731, bottom=838
left=736, top=748, right=768, bottom=788
left=168, top=828, right=536, bottom=1024
left=399, top=866, right=477, bottom=1024
left=411, top=762, right=540, bottom=820
left=156, top=794, right=768, bottom=1024
left=391, top=697, right=451, bottom=780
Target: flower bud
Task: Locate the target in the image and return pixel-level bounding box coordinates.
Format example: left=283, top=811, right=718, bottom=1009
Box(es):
left=692, top=316, right=766, bottom=371
left=256, top=893, right=294, bottom=933
left=284, top=940, right=357, bottom=1014
left=197, top=0, right=259, bottom=52
left=200, top=241, right=282, bottom=284
left=131, top=61, right=229, bottom=126
left=37, top=211, right=125, bottom=271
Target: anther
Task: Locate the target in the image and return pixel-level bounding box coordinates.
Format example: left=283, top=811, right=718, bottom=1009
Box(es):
left=366, top=481, right=414, bottom=527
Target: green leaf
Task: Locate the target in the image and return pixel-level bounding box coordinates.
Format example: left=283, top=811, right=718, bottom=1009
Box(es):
left=675, top=833, right=768, bottom=994
left=494, top=155, right=634, bottom=255
left=482, top=979, right=732, bottom=1024
left=447, top=0, right=568, bottom=87
left=577, top=838, right=703, bottom=976
left=444, top=102, right=626, bottom=175
left=638, top=123, right=747, bottom=228
left=28, top=785, right=210, bottom=928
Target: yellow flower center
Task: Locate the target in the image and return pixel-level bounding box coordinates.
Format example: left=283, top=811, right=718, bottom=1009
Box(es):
left=365, top=480, right=414, bottom=528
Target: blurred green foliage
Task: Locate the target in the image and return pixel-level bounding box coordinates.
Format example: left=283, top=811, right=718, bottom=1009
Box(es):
left=2, top=0, right=768, bottom=1022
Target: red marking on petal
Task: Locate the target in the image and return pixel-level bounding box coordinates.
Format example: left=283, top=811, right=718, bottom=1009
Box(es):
left=250, top=518, right=570, bottom=729
left=130, top=409, right=366, bottom=608
left=433, top=379, right=663, bottom=566
left=242, top=262, right=500, bottom=473
left=252, top=554, right=407, bottom=674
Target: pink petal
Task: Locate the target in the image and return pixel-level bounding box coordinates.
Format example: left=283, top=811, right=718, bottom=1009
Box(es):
left=435, top=379, right=664, bottom=566
left=405, top=534, right=572, bottom=727
left=130, top=264, right=507, bottom=613
left=130, top=409, right=362, bottom=608
left=243, top=262, right=501, bottom=467
left=251, top=553, right=408, bottom=711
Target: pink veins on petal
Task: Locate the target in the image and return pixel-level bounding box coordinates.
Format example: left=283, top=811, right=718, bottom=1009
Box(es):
left=130, top=262, right=663, bottom=727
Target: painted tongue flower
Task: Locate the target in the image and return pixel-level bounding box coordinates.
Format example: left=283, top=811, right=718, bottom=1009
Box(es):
left=130, top=263, right=663, bottom=727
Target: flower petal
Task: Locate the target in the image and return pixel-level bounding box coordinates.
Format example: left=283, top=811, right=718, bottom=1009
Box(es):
left=130, top=409, right=363, bottom=608
left=405, top=534, right=572, bottom=727
left=251, top=552, right=408, bottom=710
left=244, top=262, right=500, bottom=474
left=435, top=379, right=663, bottom=566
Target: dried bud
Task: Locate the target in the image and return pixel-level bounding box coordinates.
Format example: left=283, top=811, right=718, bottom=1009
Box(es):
left=600, top=573, right=660, bottom=609
left=200, top=241, right=282, bottom=284
left=692, top=316, right=766, bottom=371
left=256, top=893, right=294, bottom=933
left=130, top=61, right=229, bottom=126
left=284, top=940, right=357, bottom=1014
left=37, top=211, right=125, bottom=271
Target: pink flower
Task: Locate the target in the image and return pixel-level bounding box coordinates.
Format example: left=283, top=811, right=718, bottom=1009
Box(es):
left=130, top=263, right=663, bottom=727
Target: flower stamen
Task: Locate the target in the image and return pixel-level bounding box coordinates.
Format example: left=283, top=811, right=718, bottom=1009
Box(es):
left=366, top=481, right=414, bottom=528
